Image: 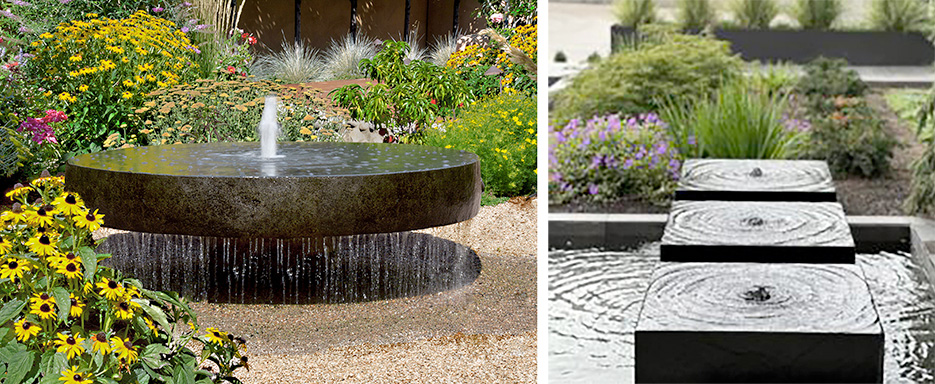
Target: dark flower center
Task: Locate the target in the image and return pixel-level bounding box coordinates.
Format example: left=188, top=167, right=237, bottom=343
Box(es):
left=39, top=235, right=50, bottom=245
left=119, top=302, right=129, bottom=311
left=65, top=194, right=76, bottom=204
left=124, top=341, right=133, bottom=349
left=67, top=336, right=76, bottom=345
left=71, top=297, right=78, bottom=306
left=108, top=280, right=118, bottom=289
left=66, top=263, right=78, bottom=272
left=8, top=261, right=18, bottom=269
left=65, top=253, right=76, bottom=260
left=40, top=303, right=51, bottom=312
left=22, top=322, right=31, bottom=330
left=37, top=209, right=48, bottom=217
left=43, top=204, right=54, bottom=212
left=96, top=332, right=106, bottom=342
left=40, top=293, right=50, bottom=301
left=213, top=331, right=221, bottom=338
left=73, top=374, right=82, bottom=381
left=85, top=212, right=95, bottom=221
left=37, top=226, right=47, bottom=233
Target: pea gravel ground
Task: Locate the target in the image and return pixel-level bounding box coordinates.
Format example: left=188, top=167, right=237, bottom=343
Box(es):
left=186, top=197, right=538, bottom=383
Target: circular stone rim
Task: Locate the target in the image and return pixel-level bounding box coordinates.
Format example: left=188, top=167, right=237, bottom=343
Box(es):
left=65, top=142, right=482, bottom=238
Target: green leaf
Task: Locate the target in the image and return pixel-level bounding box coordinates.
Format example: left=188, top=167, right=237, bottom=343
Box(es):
left=0, top=299, right=25, bottom=326
left=141, top=343, right=171, bottom=370
left=39, top=350, right=67, bottom=382
left=51, top=287, right=70, bottom=322
left=136, top=299, right=171, bottom=334
left=173, top=362, right=196, bottom=384
left=78, top=246, right=98, bottom=283
left=6, top=349, right=37, bottom=384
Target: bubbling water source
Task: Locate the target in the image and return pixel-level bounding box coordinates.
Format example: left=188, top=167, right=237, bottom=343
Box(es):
left=259, top=95, right=280, bottom=159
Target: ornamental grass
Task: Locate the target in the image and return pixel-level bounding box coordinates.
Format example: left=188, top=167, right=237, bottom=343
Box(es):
left=0, top=174, right=245, bottom=383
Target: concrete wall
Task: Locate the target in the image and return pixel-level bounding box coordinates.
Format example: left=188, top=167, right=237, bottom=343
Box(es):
left=240, top=0, right=487, bottom=52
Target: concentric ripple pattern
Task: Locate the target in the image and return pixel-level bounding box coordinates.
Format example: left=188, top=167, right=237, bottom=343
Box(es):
left=679, top=159, right=834, bottom=192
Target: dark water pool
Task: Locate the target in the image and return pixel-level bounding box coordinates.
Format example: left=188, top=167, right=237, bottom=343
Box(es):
left=549, top=244, right=935, bottom=383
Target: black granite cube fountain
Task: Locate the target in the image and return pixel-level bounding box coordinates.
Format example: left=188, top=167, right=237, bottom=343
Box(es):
left=676, top=159, right=836, bottom=202
left=635, top=262, right=884, bottom=383
left=661, top=200, right=855, bottom=263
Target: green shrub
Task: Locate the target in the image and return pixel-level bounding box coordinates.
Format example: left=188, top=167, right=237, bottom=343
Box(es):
left=731, top=0, right=779, bottom=29
left=331, top=41, right=472, bottom=139
left=549, top=113, right=684, bottom=205
left=0, top=178, right=245, bottom=383
left=678, top=0, right=716, bottom=30
left=748, top=61, right=800, bottom=96
left=868, top=0, right=929, bottom=32
left=422, top=94, right=536, bottom=197
left=25, top=11, right=201, bottom=155
left=659, top=79, right=803, bottom=159
left=797, top=57, right=868, bottom=114
left=552, top=25, right=742, bottom=123
left=793, top=0, right=842, bottom=29
left=613, top=0, right=657, bottom=27
left=125, top=79, right=346, bottom=146
left=806, top=97, right=896, bottom=177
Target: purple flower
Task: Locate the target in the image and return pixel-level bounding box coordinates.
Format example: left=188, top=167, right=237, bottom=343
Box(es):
left=182, top=1, right=192, bottom=6
left=588, top=184, right=599, bottom=195
left=656, top=141, right=668, bottom=155
left=152, top=6, right=164, bottom=12
left=623, top=158, right=634, bottom=169
left=181, top=26, right=190, bottom=33
left=11, top=0, right=32, bottom=6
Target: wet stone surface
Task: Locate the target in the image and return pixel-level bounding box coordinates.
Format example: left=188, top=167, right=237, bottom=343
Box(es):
left=66, top=142, right=482, bottom=237
left=661, top=200, right=856, bottom=263
left=676, top=159, right=837, bottom=202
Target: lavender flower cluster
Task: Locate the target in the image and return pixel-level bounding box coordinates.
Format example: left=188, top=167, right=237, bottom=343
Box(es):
left=549, top=113, right=687, bottom=204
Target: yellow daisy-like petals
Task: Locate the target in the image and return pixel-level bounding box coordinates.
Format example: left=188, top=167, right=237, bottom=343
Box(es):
left=204, top=327, right=227, bottom=344
left=0, top=257, right=30, bottom=280
left=30, top=301, right=56, bottom=320
left=59, top=365, right=92, bottom=384
left=69, top=295, right=85, bottom=317
left=26, top=233, right=58, bottom=256
left=30, top=292, right=56, bottom=306
left=4, top=184, right=32, bottom=199
left=113, top=299, right=138, bottom=320
left=111, top=336, right=138, bottom=363
left=25, top=206, right=56, bottom=228
left=52, top=193, right=85, bottom=216
left=56, top=261, right=83, bottom=280
left=96, top=277, right=124, bottom=301
left=90, top=332, right=111, bottom=354
left=14, top=319, right=41, bottom=341
left=73, top=209, right=103, bottom=232
left=144, top=317, right=158, bottom=336
left=54, top=333, right=86, bottom=360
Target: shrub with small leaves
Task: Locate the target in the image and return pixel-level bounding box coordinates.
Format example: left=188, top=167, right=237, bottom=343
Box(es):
left=805, top=96, right=896, bottom=177
left=0, top=175, right=246, bottom=383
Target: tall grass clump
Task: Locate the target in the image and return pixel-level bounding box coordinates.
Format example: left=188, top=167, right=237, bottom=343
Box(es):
left=731, top=0, right=779, bottom=29
left=793, top=0, right=842, bottom=29
left=252, top=40, right=325, bottom=83
left=868, top=0, right=928, bottom=32
left=322, top=34, right=379, bottom=80
left=678, top=0, right=716, bottom=30
left=614, top=0, right=656, bottom=27
left=659, top=79, right=802, bottom=159
left=428, top=33, right=459, bottom=67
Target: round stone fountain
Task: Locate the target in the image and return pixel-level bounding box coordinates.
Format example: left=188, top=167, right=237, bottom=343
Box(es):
left=65, top=97, right=483, bottom=303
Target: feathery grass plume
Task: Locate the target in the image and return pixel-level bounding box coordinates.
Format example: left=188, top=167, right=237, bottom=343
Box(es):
left=793, top=0, right=842, bottom=29
left=396, top=25, right=427, bottom=62
left=252, top=40, right=325, bottom=83
left=322, top=33, right=378, bottom=80
left=614, top=0, right=656, bottom=27
left=868, top=0, right=928, bottom=32
left=731, top=0, right=779, bottom=29
left=678, top=0, right=716, bottom=30
left=429, top=33, right=459, bottom=66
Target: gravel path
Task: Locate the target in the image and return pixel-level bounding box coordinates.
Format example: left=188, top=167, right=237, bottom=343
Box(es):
left=187, top=198, right=538, bottom=383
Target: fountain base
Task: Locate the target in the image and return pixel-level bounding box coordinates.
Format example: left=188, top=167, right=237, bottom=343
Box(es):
left=98, top=230, right=481, bottom=304
left=635, top=262, right=883, bottom=383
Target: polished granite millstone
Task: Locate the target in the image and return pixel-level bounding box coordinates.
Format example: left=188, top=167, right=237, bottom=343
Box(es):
left=66, top=142, right=482, bottom=237
left=676, top=159, right=836, bottom=202
left=660, top=200, right=855, bottom=263
left=635, top=262, right=884, bottom=383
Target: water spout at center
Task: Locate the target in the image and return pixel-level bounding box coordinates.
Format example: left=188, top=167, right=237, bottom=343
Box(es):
left=259, top=95, right=280, bottom=159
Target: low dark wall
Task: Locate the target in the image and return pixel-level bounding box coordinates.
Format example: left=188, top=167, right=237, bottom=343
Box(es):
left=611, top=25, right=935, bottom=66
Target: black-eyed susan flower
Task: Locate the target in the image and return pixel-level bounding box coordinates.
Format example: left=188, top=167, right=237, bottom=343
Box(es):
left=57, top=261, right=83, bottom=280
left=144, top=317, right=158, bottom=336
left=113, top=299, right=140, bottom=320
left=0, top=204, right=26, bottom=225
left=53, top=193, right=85, bottom=216
left=30, top=292, right=56, bottom=307
left=30, top=301, right=56, bottom=320
left=0, top=258, right=31, bottom=280
left=13, top=318, right=40, bottom=341
left=0, top=237, right=11, bottom=255
left=59, top=366, right=92, bottom=384
left=26, top=206, right=56, bottom=228
left=73, top=209, right=104, bottom=232
left=90, top=332, right=111, bottom=354
left=31, top=174, right=64, bottom=188
left=4, top=183, right=32, bottom=200
left=97, top=278, right=124, bottom=301
left=111, top=336, right=138, bottom=363
left=204, top=327, right=227, bottom=344
left=54, top=333, right=85, bottom=359
left=69, top=295, right=84, bottom=317
left=26, top=233, right=57, bottom=256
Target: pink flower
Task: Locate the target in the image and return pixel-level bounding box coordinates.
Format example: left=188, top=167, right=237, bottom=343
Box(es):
left=227, top=66, right=237, bottom=74
left=42, top=110, right=67, bottom=123
left=490, top=13, right=504, bottom=23
left=19, top=118, right=57, bottom=144
left=152, top=6, right=164, bottom=12
left=1, top=61, right=19, bottom=71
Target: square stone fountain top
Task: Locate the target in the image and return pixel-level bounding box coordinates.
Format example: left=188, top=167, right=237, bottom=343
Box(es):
left=676, top=159, right=836, bottom=202
left=660, top=200, right=856, bottom=263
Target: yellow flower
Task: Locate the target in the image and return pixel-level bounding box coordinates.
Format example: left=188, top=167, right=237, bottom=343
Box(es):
left=5, top=184, right=32, bottom=199
left=53, top=193, right=85, bottom=216
left=26, top=233, right=58, bottom=256
left=73, top=209, right=104, bottom=232
left=122, top=91, right=133, bottom=99
left=204, top=327, right=227, bottom=344
left=97, top=277, right=124, bottom=301
left=69, top=295, right=85, bottom=317
left=58, top=92, right=77, bottom=103
left=57, top=261, right=83, bottom=280
left=111, top=336, right=138, bottom=363
left=90, top=332, right=111, bottom=354
left=299, top=127, right=312, bottom=135
left=0, top=257, right=30, bottom=280
left=59, top=366, right=92, bottom=384
left=30, top=301, right=56, bottom=320
left=112, top=299, right=139, bottom=320
left=145, top=317, right=158, bottom=336
left=54, top=333, right=86, bottom=360
left=68, top=54, right=82, bottom=62
left=14, top=319, right=41, bottom=342
left=0, top=237, right=11, bottom=254
left=122, top=79, right=134, bottom=87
